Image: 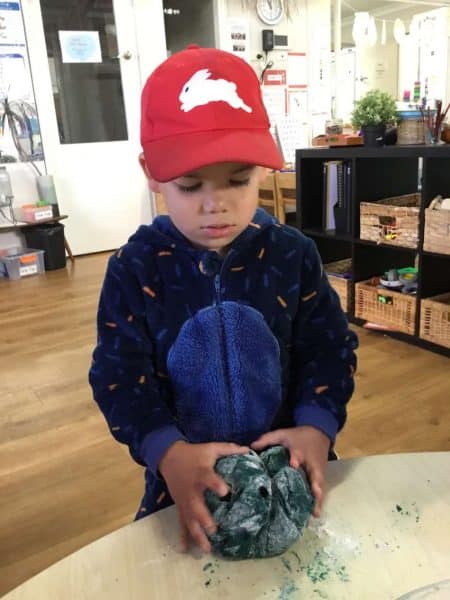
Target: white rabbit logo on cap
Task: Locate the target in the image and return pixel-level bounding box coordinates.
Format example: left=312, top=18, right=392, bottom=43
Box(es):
left=179, top=69, right=252, bottom=113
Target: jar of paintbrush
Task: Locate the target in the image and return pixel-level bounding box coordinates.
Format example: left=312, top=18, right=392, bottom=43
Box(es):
left=420, top=100, right=450, bottom=144
left=441, top=122, right=450, bottom=144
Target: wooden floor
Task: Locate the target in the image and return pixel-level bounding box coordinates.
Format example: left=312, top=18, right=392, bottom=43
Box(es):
left=0, top=252, right=449, bottom=596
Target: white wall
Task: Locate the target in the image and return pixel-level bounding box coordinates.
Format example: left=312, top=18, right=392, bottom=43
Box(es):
left=398, top=33, right=419, bottom=102
left=216, top=0, right=331, bottom=135
left=221, top=0, right=309, bottom=71
left=305, top=0, right=332, bottom=135
left=355, top=41, right=398, bottom=100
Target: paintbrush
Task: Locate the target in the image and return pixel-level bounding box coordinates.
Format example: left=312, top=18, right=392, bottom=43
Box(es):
left=434, top=100, right=442, bottom=139
left=435, top=101, right=450, bottom=139
left=418, top=106, right=425, bottom=124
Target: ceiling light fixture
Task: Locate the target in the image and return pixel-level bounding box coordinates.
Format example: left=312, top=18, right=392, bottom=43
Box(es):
left=352, top=12, right=377, bottom=47
left=393, top=18, right=406, bottom=44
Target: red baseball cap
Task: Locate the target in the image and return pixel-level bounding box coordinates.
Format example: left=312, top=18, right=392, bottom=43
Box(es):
left=140, top=45, right=283, bottom=182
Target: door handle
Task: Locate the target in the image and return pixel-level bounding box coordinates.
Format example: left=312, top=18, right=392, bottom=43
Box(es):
left=113, top=51, right=132, bottom=60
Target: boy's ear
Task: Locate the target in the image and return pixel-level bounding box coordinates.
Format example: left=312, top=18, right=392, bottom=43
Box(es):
left=257, top=166, right=270, bottom=185
left=138, top=152, right=160, bottom=192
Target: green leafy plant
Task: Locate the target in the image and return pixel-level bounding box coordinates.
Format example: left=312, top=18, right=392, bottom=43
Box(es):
left=351, top=89, right=397, bottom=129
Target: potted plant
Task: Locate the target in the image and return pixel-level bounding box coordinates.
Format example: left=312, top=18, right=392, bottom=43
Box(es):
left=351, top=89, right=397, bottom=146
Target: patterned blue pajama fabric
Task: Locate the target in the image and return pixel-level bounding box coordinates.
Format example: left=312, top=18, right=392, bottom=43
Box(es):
left=89, top=209, right=358, bottom=518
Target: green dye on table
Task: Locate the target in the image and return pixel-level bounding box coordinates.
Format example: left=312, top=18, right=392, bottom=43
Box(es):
left=394, top=502, right=420, bottom=522
left=278, top=579, right=299, bottom=599
left=336, top=565, right=350, bottom=582
left=297, top=548, right=351, bottom=585
left=281, top=556, right=292, bottom=573
left=289, top=550, right=302, bottom=567
left=304, top=553, right=330, bottom=584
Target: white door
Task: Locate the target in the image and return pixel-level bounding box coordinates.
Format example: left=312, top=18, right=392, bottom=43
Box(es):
left=21, top=0, right=166, bottom=255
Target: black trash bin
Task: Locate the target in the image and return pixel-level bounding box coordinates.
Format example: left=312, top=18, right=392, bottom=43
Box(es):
left=23, top=223, right=66, bottom=270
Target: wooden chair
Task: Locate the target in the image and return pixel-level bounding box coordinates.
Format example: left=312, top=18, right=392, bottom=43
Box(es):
left=154, top=192, right=168, bottom=215
left=258, top=172, right=278, bottom=218
left=275, top=171, right=297, bottom=225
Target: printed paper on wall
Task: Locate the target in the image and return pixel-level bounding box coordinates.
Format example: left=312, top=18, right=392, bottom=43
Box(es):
left=59, top=30, right=102, bottom=63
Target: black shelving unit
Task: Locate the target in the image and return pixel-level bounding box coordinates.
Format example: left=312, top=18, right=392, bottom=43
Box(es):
left=296, top=144, right=450, bottom=357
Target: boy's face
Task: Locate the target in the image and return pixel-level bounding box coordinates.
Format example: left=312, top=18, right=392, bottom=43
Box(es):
left=140, top=156, right=268, bottom=254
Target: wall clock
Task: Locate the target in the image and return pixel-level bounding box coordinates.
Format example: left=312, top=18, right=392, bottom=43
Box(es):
left=256, top=0, right=285, bottom=26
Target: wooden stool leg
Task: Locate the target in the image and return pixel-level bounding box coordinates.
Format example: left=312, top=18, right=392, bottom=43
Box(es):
left=64, top=236, right=74, bottom=262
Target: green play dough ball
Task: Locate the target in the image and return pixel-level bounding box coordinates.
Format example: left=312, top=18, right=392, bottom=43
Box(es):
left=204, top=446, right=314, bottom=559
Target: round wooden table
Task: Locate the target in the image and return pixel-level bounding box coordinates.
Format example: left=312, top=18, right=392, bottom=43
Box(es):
left=4, top=452, right=450, bottom=599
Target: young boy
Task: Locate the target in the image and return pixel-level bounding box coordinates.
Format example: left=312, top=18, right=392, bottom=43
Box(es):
left=89, top=45, right=357, bottom=554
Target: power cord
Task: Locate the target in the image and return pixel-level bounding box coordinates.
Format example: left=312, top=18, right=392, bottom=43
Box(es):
left=0, top=203, right=17, bottom=225
left=257, top=52, right=274, bottom=84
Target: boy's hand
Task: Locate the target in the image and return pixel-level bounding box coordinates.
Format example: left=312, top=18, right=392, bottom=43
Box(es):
left=158, top=440, right=249, bottom=553
left=251, top=426, right=330, bottom=517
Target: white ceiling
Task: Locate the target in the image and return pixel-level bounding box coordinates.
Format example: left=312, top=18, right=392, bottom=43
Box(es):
left=340, top=0, right=450, bottom=30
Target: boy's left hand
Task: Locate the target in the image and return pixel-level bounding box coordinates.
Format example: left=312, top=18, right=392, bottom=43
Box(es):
left=251, top=426, right=330, bottom=517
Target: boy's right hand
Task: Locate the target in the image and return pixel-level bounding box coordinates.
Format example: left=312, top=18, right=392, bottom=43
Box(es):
left=158, top=440, right=249, bottom=553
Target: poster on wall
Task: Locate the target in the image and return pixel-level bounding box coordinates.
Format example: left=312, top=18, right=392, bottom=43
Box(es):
left=309, top=46, right=331, bottom=125
left=287, top=52, right=307, bottom=88
left=0, top=51, right=27, bottom=99
left=0, top=0, right=43, bottom=170
left=0, top=1, right=28, bottom=99
left=263, top=69, right=286, bottom=86
left=417, top=9, right=448, bottom=104
left=59, top=30, right=102, bottom=64
left=0, top=1, right=24, bottom=45
left=262, top=86, right=286, bottom=121
left=275, top=115, right=309, bottom=164
left=287, top=88, right=308, bottom=118
left=225, top=17, right=250, bottom=62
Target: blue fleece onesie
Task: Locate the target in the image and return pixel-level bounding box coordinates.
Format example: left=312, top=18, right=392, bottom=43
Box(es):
left=89, top=209, right=358, bottom=518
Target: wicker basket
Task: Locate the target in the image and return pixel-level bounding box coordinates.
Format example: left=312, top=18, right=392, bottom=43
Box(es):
left=324, top=258, right=352, bottom=312
left=360, top=193, right=421, bottom=248
left=423, top=206, right=450, bottom=255
left=355, top=278, right=417, bottom=335
left=420, top=292, right=450, bottom=348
